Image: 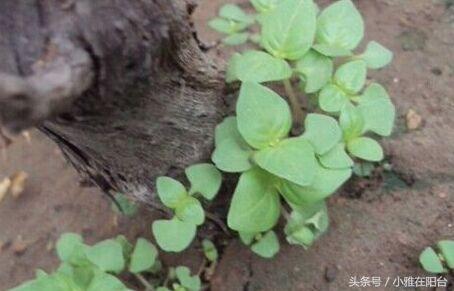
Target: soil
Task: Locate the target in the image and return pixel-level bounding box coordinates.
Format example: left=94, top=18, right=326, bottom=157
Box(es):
left=1, top=0, right=454, bottom=290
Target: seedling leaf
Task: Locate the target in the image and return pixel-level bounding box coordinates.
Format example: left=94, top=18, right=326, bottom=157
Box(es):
left=220, top=4, right=254, bottom=24
left=312, top=44, right=352, bottom=57
left=129, top=238, right=158, bottom=274
left=303, top=113, right=342, bottom=155
left=250, top=0, right=279, bottom=13
left=347, top=137, right=384, bottom=162
left=361, top=41, right=393, bottom=69
left=319, top=143, right=353, bottom=169
left=87, top=272, right=129, bottom=291
left=340, top=103, right=365, bottom=142
left=227, top=168, right=280, bottom=233
left=223, top=33, right=249, bottom=46
left=261, top=0, right=316, bottom=60
left=208, top=18, right=234, bottom=34
left=236, top=82, right=292, bottom=149
left=115, top=235, right=133, bottom=260
left=419, top=247, right=446, bottom=274
left=202, top=239, right=219, bottom=262
left=318, top=84, right=349, bottom=113
left=85, top=239, right=125, bottom=274
left=56, top=233, right=84, bottom=263
left=284, top=201, right=328, bottom=247
left=316, top=0, right=364, bottom=51
left=254, top=138, right=317, bottom=187
left=285, top=226, right=314, bottom=247
left=437, top=240, right=454, bottom=269
left=296, top=50, right=334, bottom=93
left=212, top=117, right=253, bottom=173
left=186, top=163, right=222, bottom=200
left=280, top=164, right=351, bottom=204
left=175, top=196, right=205, bottom=226
left=250, top=231, right=280, bottom=258
left=358, top=83, right=395, bottom=136
left=156, top=177, right=187, bottom=209
left=334, top=60, right=367, bottom=94
left=152, top=218, right=197, bottom=252
left=175, top=266, right=201, bottom=291
left=227, top=51, right=292, bottom=83
left=239, top=232, right=256, bottom=245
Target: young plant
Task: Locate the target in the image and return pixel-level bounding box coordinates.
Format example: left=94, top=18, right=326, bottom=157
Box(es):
left=209, top=0, right=395, bottom=258
left=157, top=266, right=202, bottom=291
left=10, top=233, right=203, bottom=291
left=10, top=233, right=160, bottom=291
left=420, top=240, right=454, bottom=274
left=152, top=163, right=222, bottom=252
left=208, top=4, right=255, bottom=46
left=239, top=230, right=280, bottom=258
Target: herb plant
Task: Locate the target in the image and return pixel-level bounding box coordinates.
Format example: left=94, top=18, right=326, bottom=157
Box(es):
left=420, top=240, right=454, bottom=274
left=7, top=2, right=398, bottom=290
left=10, top=233, right=202, bottom=291
left=209, top=0, right=395, bottom=257
left=152, top=163, right=222, bottom=252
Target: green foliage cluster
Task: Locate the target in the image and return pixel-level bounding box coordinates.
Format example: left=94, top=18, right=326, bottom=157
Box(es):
left=208, top=4, right=255, bottom=45
left=10, top=233, right=205, bottom=291
left=209, top=0, right=395, bottom=257
left=420, top=240, right=454, bottom=274
left=152, top=164, right=222, bottom=252
left=8, top=2, right=398, bottom=290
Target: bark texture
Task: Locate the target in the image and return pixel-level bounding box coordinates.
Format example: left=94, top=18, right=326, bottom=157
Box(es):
left=0, top=0, right=226, bottom=205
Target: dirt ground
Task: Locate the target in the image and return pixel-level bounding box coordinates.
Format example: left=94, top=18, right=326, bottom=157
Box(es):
left=1, top=0, right=454, bottom=290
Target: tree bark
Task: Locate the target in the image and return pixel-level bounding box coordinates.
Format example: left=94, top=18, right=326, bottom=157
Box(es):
left=0, top=0, right=226, bottom=206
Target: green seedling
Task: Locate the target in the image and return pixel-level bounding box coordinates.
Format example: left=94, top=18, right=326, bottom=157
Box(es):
left=202, top=239, right=219, bottom=263
left=10, top=233, right=162, bottom=291
left=239, top=230, right=280, bottom=258
left=420, top=240, right=454, bottom=274
left=209, top=0, right=395, bottom=258
left=157, top=266, right=202, bottom=291
left=152, top=163, right=222, bottom=252
left=209, top=4, right=255, bottom=45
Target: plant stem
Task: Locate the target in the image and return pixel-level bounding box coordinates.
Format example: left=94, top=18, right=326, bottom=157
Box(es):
left=197, top=257, right=207, bottom=276
left=148, top=201, right=173, bottom=217
left=281, top=205, right=292, bottom=221
left=205, top=211, right=230, bottom=235
left=283, top=79, right=304, bottom=130
left=135, top=273, right=154, bottom=291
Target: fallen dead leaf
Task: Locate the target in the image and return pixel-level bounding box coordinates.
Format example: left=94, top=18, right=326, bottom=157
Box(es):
left=0, top=177, right=11, bottom=204
left=22, top=131, right=32, bottom=144
left=406, top=109, right=423, bottom=130
left=10, top=171, right=28, bottom=198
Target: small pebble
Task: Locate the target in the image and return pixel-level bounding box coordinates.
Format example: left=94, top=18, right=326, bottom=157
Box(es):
left=406, top=109, right=423, bottom=130
left=325, top=265, right=338, bottom=283
left=12, top=236, right=27, bottom=255
left=438, top=192, right=447, bottom=199
left=431, top=67, right=442, bottom=76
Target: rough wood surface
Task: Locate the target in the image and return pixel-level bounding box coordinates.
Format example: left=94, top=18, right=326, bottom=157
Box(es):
left=0, top=0, right=226, bottom=205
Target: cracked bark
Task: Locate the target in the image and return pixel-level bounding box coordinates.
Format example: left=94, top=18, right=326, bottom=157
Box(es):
left=0, top=0, right=226, bottom=206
